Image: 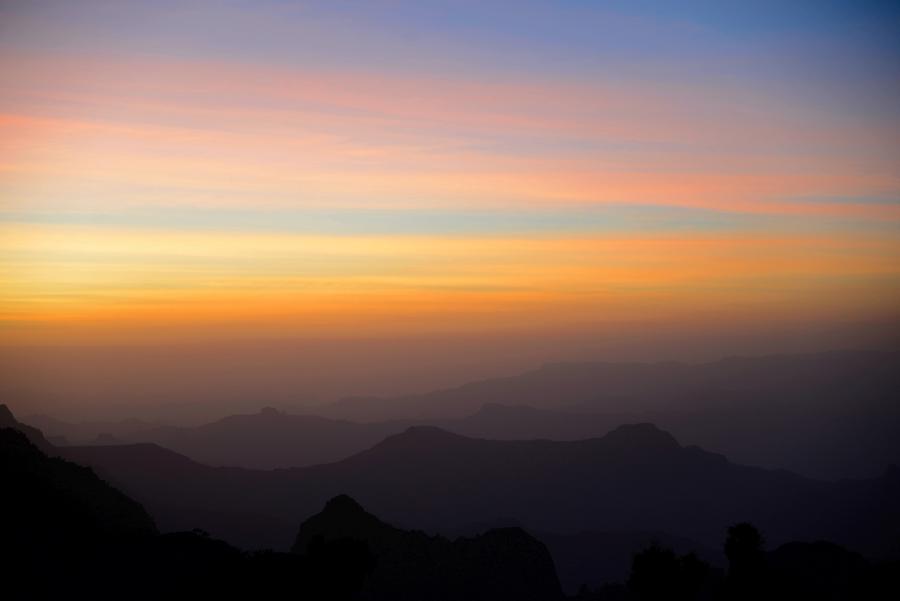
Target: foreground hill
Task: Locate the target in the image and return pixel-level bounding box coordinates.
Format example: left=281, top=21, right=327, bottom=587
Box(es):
left=295, top=494, right=562, bottom=601
left=1, top=404, right=55, bottom=453
left=6, top=406, right=897, bottom=599
left=1, top=423, right=566, bottom=600
left=0, top=427, right=157, bottom=542
left=60, top=422, right=900, bottom=564
left=1, top=427, right=158, bottom=599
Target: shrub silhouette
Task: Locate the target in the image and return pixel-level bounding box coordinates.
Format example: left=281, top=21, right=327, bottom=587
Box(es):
left=306, top=534, right=376, bottom=600
left=724, top=523, right=766, bottom=600
left=627, top=542, right=710, bottom=600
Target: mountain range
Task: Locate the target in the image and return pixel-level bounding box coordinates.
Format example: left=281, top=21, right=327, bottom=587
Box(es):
left=56, top=421, right=899, bottom=562
left=4, top=403, right=899, bottom=597
left=321, top=350, right=900, bottom=480
left=25, top=350, right=900, bottom=480
left=1, top=423, right=564, bottom=600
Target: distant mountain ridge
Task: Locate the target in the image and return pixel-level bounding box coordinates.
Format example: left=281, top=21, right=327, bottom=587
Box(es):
left=31, top=352, right=900, bottom=479
left=26, top=349, right=898, bottom=478
left=323, top=350, right=899, bottom=420
left=319, top=349, right=900, bottom=479
left=57, top=419, right=900, bottom=564
left=5, top=406, right=899, bottom=597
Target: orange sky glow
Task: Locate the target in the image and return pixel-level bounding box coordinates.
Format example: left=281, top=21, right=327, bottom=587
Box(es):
left=1, top=1, right=898, bottom=382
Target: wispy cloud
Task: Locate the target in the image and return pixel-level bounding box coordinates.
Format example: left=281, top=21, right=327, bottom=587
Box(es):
left=0, top=1, right=898, bottom=345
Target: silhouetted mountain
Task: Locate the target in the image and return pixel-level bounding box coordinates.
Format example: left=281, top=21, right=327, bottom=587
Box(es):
left=21, top=404, right=623, bottom=471
left=448, top=519, right=723, bottom=595
left=60, top=423, right=900, bottom=565
left=321, top=350, right=900, bottom=479
left=324, top=350, right=897, bottom=419
left=61, top=438, right=298, bottom=549
left=3, top=418, right=566, bottom=600
left=23, top=412, right=164, bottom=444
left=93, top=432, right=123, bottom=445
left=124, top=407, right=402, bottom=469
left=0, top=426, right=376, bottom=600
left=0, top=419, right=365, bottom=599
left=24, top=350, right=900, bottom=478
left=449, top=402, right=630, bottom=441
left=1, top=426, right=157, bottom=598
left=6, top=404, right=898, bottom=600
left=28, top=404, right=613, bottom=470
left=1, top=403, right=54, bottom=452
left=294, top=494, right=563, bottom=601
left=0, top=427, right=157, bottom=540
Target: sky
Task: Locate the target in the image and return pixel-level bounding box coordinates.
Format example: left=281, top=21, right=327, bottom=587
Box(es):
left=1, top=1, right=899, bottom=417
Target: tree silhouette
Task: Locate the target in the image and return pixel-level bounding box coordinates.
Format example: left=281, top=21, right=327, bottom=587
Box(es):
left=678, top=552, right=711, bottom=599
left=306, top=534, right=376, bottom=601
left=627, top=542, right=710, bottom=600
left=724, top=522, right=766, bottom=600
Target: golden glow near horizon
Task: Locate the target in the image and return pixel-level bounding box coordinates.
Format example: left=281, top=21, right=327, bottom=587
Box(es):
left=1, top=2, right=899, bottom=346
left=3, top=223, right=898, bottom=344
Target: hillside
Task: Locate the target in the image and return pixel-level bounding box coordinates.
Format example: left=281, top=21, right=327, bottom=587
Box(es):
left=60, top=423, right=900, bottom=562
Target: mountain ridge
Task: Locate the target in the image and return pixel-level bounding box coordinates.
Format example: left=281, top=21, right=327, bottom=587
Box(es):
left=56, top=417, right=899, bottom=562
left=23, top=349, right=900, bottom=479
left=293, top=492, right=564, bottom=601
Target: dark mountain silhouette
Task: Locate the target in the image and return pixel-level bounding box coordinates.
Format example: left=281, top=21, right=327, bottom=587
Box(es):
left=0, top=427, right=157, bottom=540
left=2, top=420, right=569, bottom=600
left=445, top=517, right=723, bottom=594
left=92, top=432, right=124, bottom=445
left=25, top=403, right=622, bottom=470
left=30, top=349, right=896, bottom=478
left=5, top=407, right=897, bottom=600
left=60, top=436, right=298, bottom=549
left=294, top=494, right=563, bottom=601
left=320, top=350, right=900, bottom=480
left=323, top=350, right=898, bottom=419
left=0, top=432, right=376, bottom=600
left=1, top=456, right=369, bottom=600
left=59, top=421, right=900, bottom=567
left=1, top=426, right=157, bottom=599
left=449, top=402, right=629, bottom=441
left=109, top=407, right=402, bottom=469
left=1, top=403, right=55, bottom=452
left=0, top=423, right=367, bottom=600
left=24, top=412, right=164, bottom=443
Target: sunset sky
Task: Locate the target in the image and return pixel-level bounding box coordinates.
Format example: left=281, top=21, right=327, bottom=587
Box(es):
left=1, top=0, right=899, bottom=406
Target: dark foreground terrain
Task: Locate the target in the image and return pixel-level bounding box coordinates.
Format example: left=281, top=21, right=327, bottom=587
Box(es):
left=2, top=402, right=899, bottom=600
